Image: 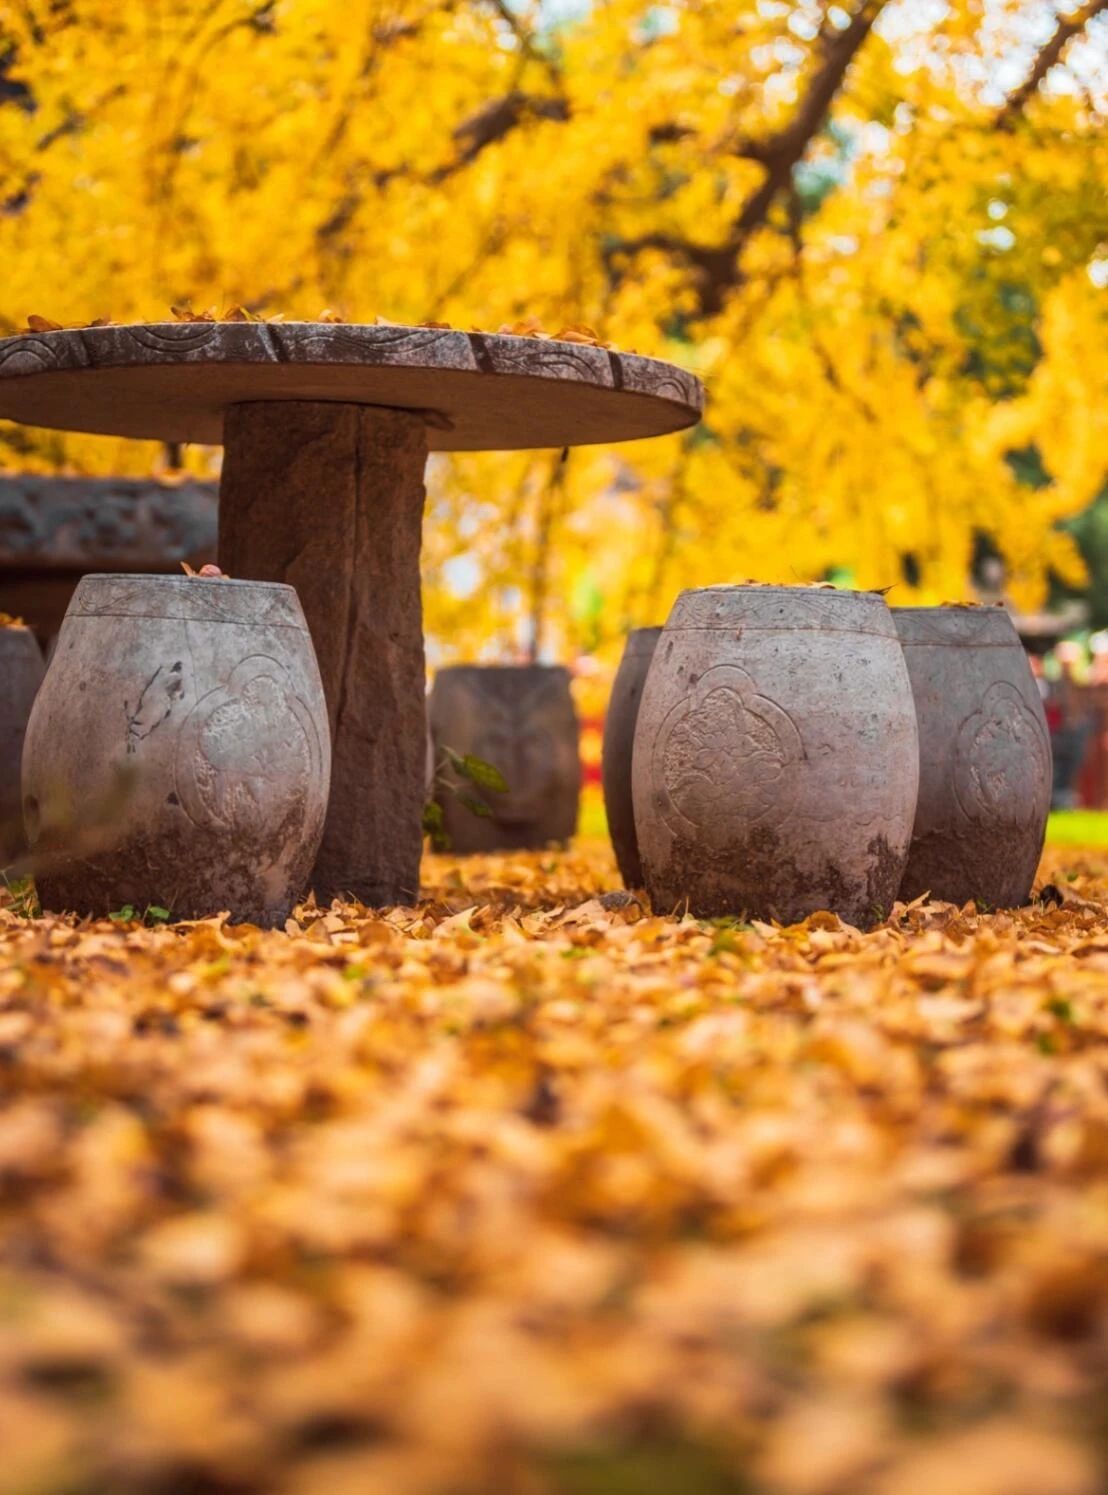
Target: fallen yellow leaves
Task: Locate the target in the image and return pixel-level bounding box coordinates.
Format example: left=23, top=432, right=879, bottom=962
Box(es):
left=24, top=314, right=109, bottom=332
left=170, top=303, right=263, bottom=324
left=494, top=319, right=612, bottom=347
left=0, top=843, right=1106, bottom=1492
left=16, top=310, right=616, bottom=349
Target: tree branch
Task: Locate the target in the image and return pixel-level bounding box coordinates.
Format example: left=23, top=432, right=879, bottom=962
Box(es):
left=997, top=0, right=1108, bottom=124
left=750, top=1, right=886, bottom=168
left=609, top=0, right=889, bottom=315
left=433, top=90, right=569, bottom=181
left=484, top=0, right=563, bottom=93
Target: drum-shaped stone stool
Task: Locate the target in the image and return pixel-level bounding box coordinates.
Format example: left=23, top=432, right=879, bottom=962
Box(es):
left=429, top=664, right=580, bottom=853
left=0, top=624, right=44, bottom=866
left=602, top=627, right=661, bottom=887
left=23, top=574, right=330, bottom=925
left=633, top=585, right=919, bottom=927
left=894, top=604, right=1051, bottom=907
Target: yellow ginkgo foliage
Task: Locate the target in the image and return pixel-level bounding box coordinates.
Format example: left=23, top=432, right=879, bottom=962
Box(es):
left=1, top=0, right=1107, bottom=659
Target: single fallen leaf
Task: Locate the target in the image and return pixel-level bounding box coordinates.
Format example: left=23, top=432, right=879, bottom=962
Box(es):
left=181, top=562, right=228, bottom=578
left=497, top=318, right=549, bottom=337
left=553, top=323, right=610, bottom=347
left=26, top=314, right=63, bottom=332
left=170, top=303, right=217, bottom=323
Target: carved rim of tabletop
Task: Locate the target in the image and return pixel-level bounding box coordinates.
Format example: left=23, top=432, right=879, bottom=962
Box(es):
left=0, top=322, right=705, bottom=450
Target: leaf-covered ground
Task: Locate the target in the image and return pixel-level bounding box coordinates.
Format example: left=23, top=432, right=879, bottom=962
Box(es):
left=1, top=846, right=1107, bottom=1494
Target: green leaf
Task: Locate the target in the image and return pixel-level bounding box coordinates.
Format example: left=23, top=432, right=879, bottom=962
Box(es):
left=109, top=905, right=135, bottom=923
left=1, top=874, right=39, bottom=919
left=145, top=905, right=171, bottom=923
left=421, top=799, right=450, bottom=851
left=448, top=750, right=508, bottom=794
left=457, top=792, right=493, bottom=819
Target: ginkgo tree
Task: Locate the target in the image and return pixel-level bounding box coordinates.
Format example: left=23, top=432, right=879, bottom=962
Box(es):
left=1, top=0, right=1106, bottom=661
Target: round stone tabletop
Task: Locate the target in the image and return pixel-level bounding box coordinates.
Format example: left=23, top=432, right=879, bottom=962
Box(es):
left=0, top=322, right=704, bottom=451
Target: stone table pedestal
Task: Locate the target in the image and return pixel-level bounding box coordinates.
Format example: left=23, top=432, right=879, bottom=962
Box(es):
left=220, top=402, right=427, bottom=905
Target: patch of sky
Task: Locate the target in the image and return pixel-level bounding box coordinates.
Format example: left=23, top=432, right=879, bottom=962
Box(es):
left=635, top=6, right=679, bottom=42
left=442, top=553, right=482, bottom=598
left=858, top=121, right=891, bottom=155
left=787, top=10, right=819, bottom=42
left=533, top=0, right=591, bottom=22
left=880, top=0, right=1108, bottom=108
left=977, top=225, right=1015, bottom=251
left=456, top=511, right=486, bottom=540
left=793, top=156, right=844, bottom=209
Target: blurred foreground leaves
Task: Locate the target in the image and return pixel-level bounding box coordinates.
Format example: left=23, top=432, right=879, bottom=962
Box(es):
left=0, top=846, right=1107, bottom=1491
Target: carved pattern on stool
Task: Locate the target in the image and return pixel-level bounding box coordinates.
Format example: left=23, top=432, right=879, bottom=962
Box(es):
left=952, top=681, right=1053, bottom=828
left=652, top=665, right=803, bottom=850
left=175, top=657, right=321, bottom=838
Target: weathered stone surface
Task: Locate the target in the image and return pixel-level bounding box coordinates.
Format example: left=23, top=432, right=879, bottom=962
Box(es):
left=22, top=575, right=330, bottom=925
left=633, top=586, right=919, bottom=928
left=430, top=665, right=580, bottom=853
left=0, top=477, right=218, bottom=645
left=219, top=401, right=426, bottom=907
left=894, top=605, right=1051, bottom=907
left=602, top=627, right=662, bottom=888
left=0, top=476, right=217, bottom=569
left=0, top=321, right=704, bottom=450
left=0, top=626, right=44, bottom=865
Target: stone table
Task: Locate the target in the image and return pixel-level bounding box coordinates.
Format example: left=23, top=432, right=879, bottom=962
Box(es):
left=0, top=321, right=704, bottom=905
